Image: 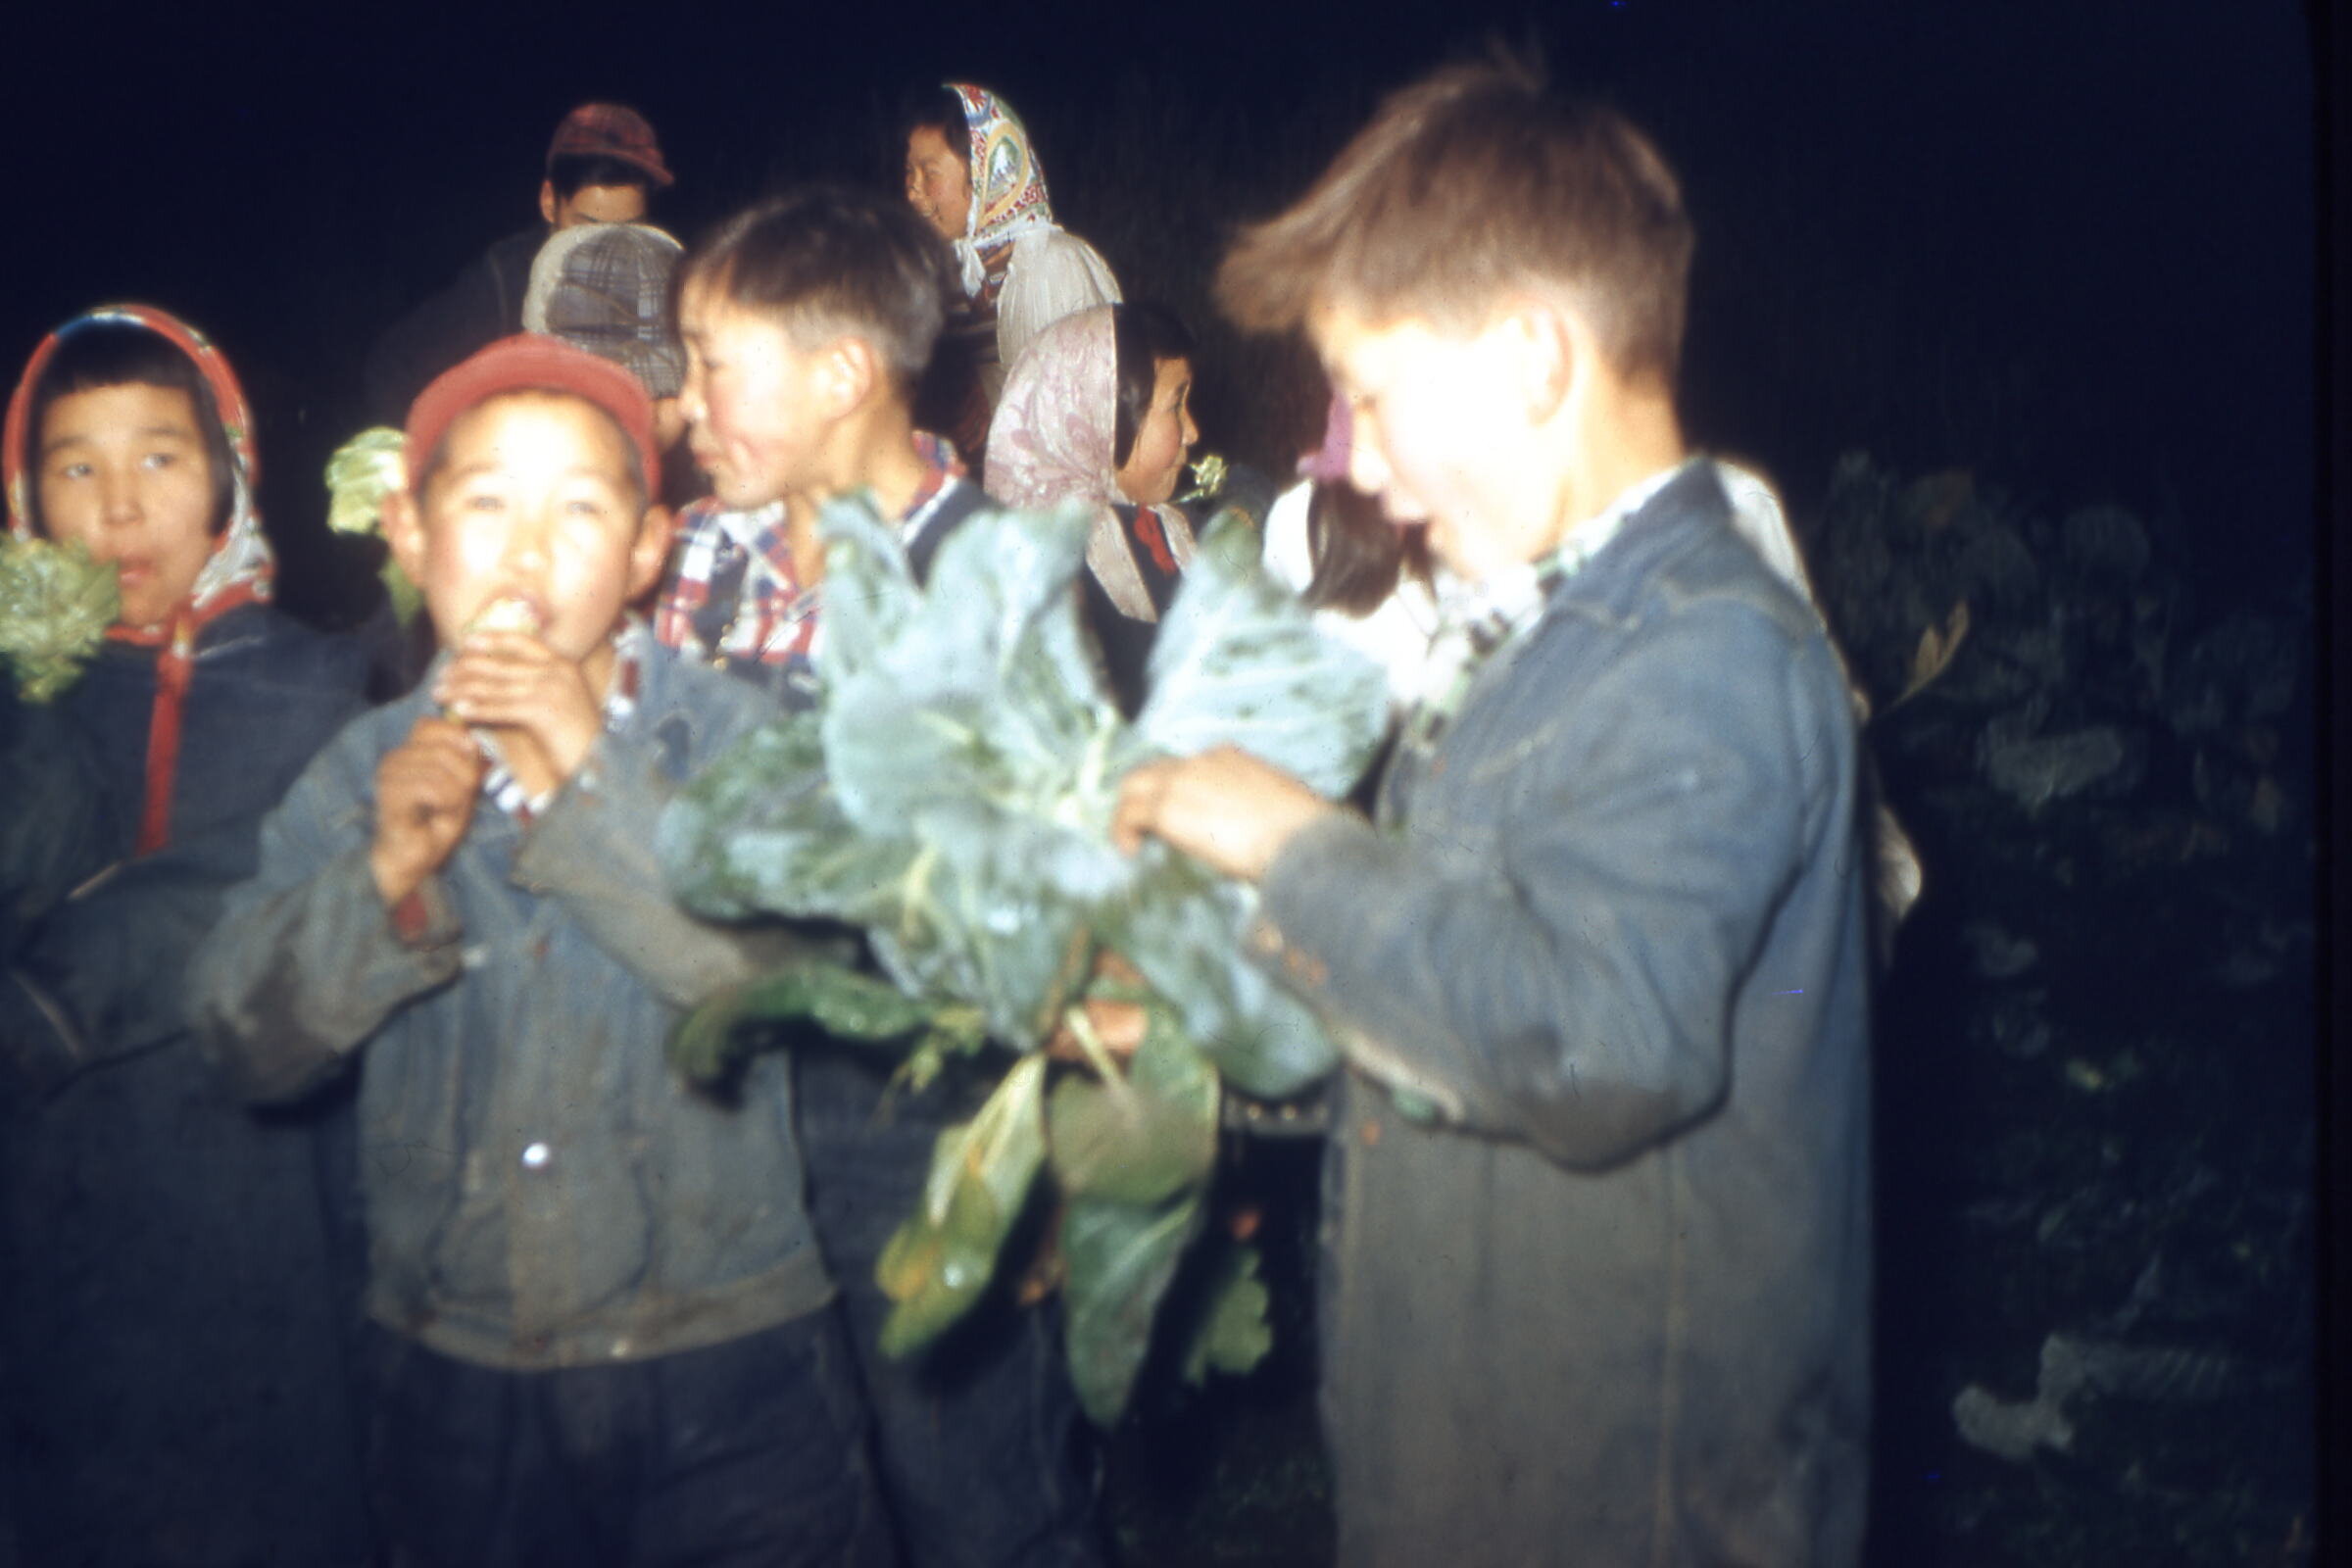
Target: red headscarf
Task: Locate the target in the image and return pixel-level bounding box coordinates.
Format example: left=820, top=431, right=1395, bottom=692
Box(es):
left=4, top=305, right=274, bottom=854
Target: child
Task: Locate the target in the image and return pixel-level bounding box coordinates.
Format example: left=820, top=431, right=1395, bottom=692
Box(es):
left=986, top=302, right=1200, bottom=716
left=0, top=306, right=372, bottom=1565
left=1114, top=60, right=1875, bottom=1566
left=660, top=186, right=1104, bottom=1568
left=190, top=336, right=892, bottom=1566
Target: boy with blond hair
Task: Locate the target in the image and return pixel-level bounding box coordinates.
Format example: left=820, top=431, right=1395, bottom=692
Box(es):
left=1115, top=59, right=1873, bottom=1566
left=192, top=336, right=891, bottom=1566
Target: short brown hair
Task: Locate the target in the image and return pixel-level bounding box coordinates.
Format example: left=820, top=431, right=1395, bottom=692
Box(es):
left=683, top=185, right=956, bottom=393
left=1217, top=56, right=1694, bottom=388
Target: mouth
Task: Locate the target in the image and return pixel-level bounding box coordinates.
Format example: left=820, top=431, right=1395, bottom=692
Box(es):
left=464, top=594, right=547, bottom=638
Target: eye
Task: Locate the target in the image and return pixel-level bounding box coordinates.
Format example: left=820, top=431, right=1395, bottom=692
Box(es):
left=464, top=491, right=507, bottom=514
left=53, top=460, right=93, bottom=481
left=140, top=450, right=176, bottom=470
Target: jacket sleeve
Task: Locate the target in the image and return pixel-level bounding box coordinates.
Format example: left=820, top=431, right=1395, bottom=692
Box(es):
left=1258, top=603, right=1842, bottom=1170
left=514, top=729, right=828, bottom=1008
left=362, top=245, right=514, bottom=426
left=188, top=741, right=466, bottom=1104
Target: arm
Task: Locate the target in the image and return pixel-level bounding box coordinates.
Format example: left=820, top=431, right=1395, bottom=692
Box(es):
left=515, top=729, right=830, bottom=1008
left=189, top=722, right=472, bottom=1103
left=1131, top=606, right=1838, bottom=1169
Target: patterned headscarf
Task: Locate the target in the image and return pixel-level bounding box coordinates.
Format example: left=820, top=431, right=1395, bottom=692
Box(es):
left=3, top=305, right=275, bottom=852
left=5, top=304, right=274, bottom=621
left=945, top=82, right=1060, bottom=302
left=986, top=305, right=1191, bottom=620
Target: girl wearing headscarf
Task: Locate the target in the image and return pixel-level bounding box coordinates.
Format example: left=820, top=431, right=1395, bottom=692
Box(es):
left=0, top=307, right=371, bottom=1565
left=904, top=81, right=1122, bottom=466
left=987, top=301, right=1202, bottom=715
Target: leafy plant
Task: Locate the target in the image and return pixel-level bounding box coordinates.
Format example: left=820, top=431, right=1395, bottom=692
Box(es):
left=323, top=426, right=420, bottom=625
left=659, top=495, right=1387, bottom=1422
left=0, top=536, right=119, bottom=703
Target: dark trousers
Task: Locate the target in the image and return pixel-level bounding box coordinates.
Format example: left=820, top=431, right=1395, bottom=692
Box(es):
left=796, top=1049, right=1105, bottom=1568
left=363, top=1312, right=894, bottom=1568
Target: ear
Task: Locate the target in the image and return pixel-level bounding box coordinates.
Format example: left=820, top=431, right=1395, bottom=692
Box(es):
left=624, top=504, right=674, bottom=602
left=382, top=487, right=428, bottom=587
left=1506, top=298, right=1580, bottom=425
left=539, top=180, right=560, bottom=225
left=819, top=335, right=883, bottom=420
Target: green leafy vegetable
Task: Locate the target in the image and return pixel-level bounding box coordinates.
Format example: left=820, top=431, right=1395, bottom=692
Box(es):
left=658, top=492, right=1389, bottom=1420
left=1179, top=1240, right=1274, bottom=1389
left=323, top=426, right=420, bottom=625
left=0, top=536, right=119, bottom=703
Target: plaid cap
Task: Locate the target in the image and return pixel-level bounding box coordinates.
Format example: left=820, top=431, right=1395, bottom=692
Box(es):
left=546, top=102, right=674, bottom=188
left=523, top=223, right=687, bottom=398
left=406, top=334, right=662, bottom=501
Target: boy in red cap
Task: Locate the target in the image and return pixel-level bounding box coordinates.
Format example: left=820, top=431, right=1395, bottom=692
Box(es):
left=192, top=336, right=891, bottom=1566
left=365, top=102, right=677, bottom=424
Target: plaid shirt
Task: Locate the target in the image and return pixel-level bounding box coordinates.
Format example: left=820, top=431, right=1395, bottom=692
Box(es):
left=1397, top=461, right=1692, bottom=760
left=477, top=615, right=650, bottom=825
left=652, top=433, right=967, bottom=674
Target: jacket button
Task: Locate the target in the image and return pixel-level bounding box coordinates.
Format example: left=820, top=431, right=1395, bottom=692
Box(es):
left=520, top=1142, right=551, bottom=1170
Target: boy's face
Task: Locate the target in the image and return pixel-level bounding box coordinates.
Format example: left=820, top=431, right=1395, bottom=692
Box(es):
left=539, top=179, right=648, bottom=230
left=1312, top=302, right=1550, bottom=585
left=36, top=382, right=219, bottom=631
left=677, top=278, right=832, bottom=512
left=387, top=391, right=667, bottom=665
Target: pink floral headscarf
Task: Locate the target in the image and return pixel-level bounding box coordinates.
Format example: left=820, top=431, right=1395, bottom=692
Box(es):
left=985, top=305, right=1192, bottom=620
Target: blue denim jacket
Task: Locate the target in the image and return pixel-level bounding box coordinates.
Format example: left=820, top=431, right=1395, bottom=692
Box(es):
left=1261, top=463, right=1873, bottom=1565
left=192, top=640, right=835, bottom=1371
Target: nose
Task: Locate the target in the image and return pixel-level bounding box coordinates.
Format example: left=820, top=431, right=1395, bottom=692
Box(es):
left=1346, top=424, right=1390, bottom=502
left=677, top=364, right=707, bottom=429
left=98, top=467, right=142, bottom=526
left=1181, top=407, right=1200, bottom=449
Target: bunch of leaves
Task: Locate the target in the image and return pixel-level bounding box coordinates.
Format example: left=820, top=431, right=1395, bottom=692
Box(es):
left=0, top=535, right=119, bottom=703
left=324, top=426, right=420, bottom=625
left=659, top=495, right=1386, bottom=1421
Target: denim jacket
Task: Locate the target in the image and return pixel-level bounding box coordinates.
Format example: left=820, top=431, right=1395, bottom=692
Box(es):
left=1260, top=463, right=1873, bottom=1565
left=191, top=639, right=834, bottom=1372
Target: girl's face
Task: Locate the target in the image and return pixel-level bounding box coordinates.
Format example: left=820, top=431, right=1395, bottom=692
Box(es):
left=36, top=381, right=219, bottom=631
left=905, top=124, right=971, bottom=242
left=1113, top=357, right=1200, bottom=508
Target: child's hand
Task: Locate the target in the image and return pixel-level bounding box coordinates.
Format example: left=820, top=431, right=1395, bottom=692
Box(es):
left=1111, top=746, right=1338, bottom=883
left=433, top=631, right=602, bottom=783
left=370, top=714, right=485, bottom=906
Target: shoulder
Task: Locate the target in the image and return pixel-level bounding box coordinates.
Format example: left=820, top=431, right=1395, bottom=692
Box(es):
left=198, top=606, right=372, bottom=698
left=632, top=642, right=782, bottom=764
left=1003, top=229, right=1122, bottom=301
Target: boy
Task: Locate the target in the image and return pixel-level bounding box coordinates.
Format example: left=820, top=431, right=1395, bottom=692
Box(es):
left=658, top=187, right=1103, bottom=1568
left=1114, top=60, right=1874, bottom=1566
left=190, top=336, right=891, bottom=1566
left=365, top=102, right=676, bottom=424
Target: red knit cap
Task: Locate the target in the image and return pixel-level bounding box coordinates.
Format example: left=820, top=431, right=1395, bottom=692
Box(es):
left=405, top=334, right=661, bottom=501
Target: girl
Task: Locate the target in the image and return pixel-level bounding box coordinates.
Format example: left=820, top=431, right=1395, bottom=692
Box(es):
left=0, top=306, right=371, bottom=1566
left=903, top=81, right=1122, bottom=466
left=986, top=301, right=1200, bottom=714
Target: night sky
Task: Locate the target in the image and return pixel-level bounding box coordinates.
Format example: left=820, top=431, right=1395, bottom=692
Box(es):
left=2, top=0, right=2319, bottom=622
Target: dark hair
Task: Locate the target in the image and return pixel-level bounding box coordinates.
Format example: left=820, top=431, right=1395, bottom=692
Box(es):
left=896, top=83, right=968, bottom=161
left=1303, top=478, right=1432, bottom=616
left=1217, top=55, right=1693, bottom=390
left=548, top=153, right=654, bottom=203
left=1111, top=303, right=1196, bottom=468
left=683, top=185, right=956, bottom=391
left=25, top=319, right=236, bottom=537
left=413, top=389, right=648, bottom=514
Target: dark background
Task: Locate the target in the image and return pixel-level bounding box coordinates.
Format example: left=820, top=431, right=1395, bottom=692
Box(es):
left=1, top=0, right=2317, bottom=616
left=2, top=0, right=2329, bottom=1560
